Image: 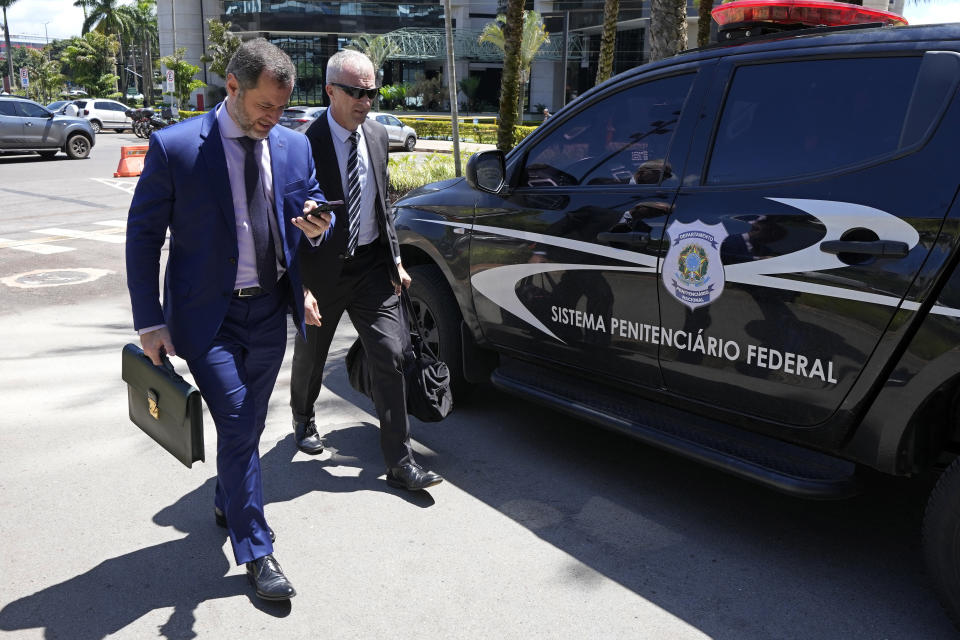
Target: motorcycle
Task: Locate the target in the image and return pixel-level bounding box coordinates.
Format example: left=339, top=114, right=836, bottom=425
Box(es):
left=126, top=107, right=177, bottom=139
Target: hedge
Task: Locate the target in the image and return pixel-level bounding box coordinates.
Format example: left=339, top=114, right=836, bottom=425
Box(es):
left=399, top=118, right=537, bottom=146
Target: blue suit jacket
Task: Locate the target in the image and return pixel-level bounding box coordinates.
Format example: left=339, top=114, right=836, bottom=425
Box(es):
left=126, top=106, right=326, bottom=361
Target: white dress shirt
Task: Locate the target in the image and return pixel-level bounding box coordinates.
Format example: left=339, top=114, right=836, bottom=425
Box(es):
left=217, top=99, right=285, bottom=289
left=326, top=109, right=380, bottom=247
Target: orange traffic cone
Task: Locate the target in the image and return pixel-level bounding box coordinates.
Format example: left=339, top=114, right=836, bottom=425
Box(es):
left=114, top=145, right=149, bottom=177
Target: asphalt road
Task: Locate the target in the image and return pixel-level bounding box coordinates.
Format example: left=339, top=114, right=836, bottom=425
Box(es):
left=0, top=133, right=957, bottom=639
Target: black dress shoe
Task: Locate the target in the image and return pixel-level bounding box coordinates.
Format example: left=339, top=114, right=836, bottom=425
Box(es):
left=385, top=463, right=443, bottom=490
left=246, top=554, right=296, bottom=601
left=214, top=507, right=275, bottom=543
left=293, top=419, right=325, bottom=455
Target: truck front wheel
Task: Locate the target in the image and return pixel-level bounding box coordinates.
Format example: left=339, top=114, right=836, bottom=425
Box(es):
left=923, top=456, right=960, bottom=626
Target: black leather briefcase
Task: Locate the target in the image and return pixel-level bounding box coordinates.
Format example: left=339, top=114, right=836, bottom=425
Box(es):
left=121, top=343, right=204, bottom=468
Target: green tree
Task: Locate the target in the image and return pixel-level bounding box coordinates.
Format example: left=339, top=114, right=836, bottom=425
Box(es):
left=25, top=47, right=63, bottom=103
left=119, top=0, right=158, bottom=104
left=61, top=31, right=121, bottom=98
left=650, top=0, right=688, bottom=62
left=596, top=0, right=619, bottom=84
left=160, top=47, right=205, bottom=107
left=1, top=0, right=19, bottom=91
left=83, top=0, right=133, bottom=94
left=201, top=18, right=241, bottom=79
left=479, top=8, right=549, bottom=146
left=348, top=34, right=399, bottom=86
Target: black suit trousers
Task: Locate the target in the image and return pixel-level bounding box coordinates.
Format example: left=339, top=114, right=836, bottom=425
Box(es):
left=290, top=242, right=413, bottom=468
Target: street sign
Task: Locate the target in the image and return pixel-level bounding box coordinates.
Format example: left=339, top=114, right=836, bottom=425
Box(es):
left=166, top=69, right=174, bottom=93
left=20, top=68, right=28, bottom=88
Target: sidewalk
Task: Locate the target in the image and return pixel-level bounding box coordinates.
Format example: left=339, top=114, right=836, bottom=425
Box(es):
left=413, top=138, right=497, bottom=154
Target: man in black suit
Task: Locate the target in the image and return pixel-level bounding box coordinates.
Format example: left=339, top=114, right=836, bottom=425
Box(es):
left=290, top=49, right=443, bottom=491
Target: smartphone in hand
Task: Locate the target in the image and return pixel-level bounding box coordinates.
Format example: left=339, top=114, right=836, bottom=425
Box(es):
left=313, top=199, right=344, bottom=212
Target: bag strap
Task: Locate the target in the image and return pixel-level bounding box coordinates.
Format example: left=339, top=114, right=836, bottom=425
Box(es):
left=400, top=288, right=423, bottom=339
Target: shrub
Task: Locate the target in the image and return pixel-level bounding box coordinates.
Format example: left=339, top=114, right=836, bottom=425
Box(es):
left=388, top=152, right=474, bottom=201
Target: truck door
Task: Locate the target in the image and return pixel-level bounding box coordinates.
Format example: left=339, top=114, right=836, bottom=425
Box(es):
left=658, top=50, right=960, bottom=427
left=468, top=65, right=709, bottom=389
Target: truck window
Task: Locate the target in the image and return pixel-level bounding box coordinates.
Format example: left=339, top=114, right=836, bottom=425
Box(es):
left=521, top=73, right=694, bottom=188
left=706, top=57, right=922, bottom=185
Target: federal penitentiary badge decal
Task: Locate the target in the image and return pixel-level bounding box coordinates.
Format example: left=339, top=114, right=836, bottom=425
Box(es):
left=662, top=221, right=728, bottom=310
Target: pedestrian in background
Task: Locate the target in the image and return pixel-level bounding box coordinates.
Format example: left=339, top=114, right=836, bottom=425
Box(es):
left=290, top=49, right=444, bottom=492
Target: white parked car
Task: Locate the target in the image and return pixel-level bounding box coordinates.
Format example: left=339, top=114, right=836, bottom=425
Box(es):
left=367, top=111, right=417, bottom=151
left=73, top=98, right=133, bottom=133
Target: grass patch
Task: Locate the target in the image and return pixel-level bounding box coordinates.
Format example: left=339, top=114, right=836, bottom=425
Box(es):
left=388, top=152, right=473, bottom=201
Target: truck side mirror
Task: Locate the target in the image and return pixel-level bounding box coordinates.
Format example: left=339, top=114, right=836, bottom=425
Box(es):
left=466, top=150, right=506, bottom=194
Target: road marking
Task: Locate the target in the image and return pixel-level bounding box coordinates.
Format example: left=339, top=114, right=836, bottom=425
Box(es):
left=30, top=227, right=127, bottom=244
left=0, top=237, right=74, bottom=254
left=94, top=220, right=128, bottom=228
left=1, top=268, right=113, bottom=289
left=92, top=177, right=137, bottom=195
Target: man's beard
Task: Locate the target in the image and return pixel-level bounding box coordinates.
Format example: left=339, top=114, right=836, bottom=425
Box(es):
left=229, top=90, right=268, bottom=140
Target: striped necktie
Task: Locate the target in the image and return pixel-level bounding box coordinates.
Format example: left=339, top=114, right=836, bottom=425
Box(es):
left=346, top=131, right=361, bottom=256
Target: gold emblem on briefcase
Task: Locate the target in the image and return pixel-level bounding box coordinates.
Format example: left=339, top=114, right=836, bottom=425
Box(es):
left=147, top=389, right=159, bottom=420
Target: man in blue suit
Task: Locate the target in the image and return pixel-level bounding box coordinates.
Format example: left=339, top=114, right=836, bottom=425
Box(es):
left=125, top=39, right=331, bottom=601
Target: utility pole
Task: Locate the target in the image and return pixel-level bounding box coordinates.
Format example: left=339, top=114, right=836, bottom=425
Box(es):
left=443, top=0, right=461, bottom=176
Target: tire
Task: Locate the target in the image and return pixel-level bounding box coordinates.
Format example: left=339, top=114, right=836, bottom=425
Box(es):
left=134, top=121, right=149, bottom=138
left=37, top=150, right=58, bottom=159
left=404, top=135, right=416, bottom=152
left=89, top=120, right=102, bottom=134
left=923, top=456, right=960, bottom=626
left=407, top=264, right=467, bottom=395
left=65, top=134, right=91, bottom=159
left=114, top=128, right=125, bottom=133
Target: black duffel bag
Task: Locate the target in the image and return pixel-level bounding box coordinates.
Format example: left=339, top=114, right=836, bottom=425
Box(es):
left=345, top=289, right=453, bottom=422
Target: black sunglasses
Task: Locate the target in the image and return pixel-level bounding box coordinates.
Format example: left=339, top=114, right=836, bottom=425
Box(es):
left=332, top=83, right=379, bottom=100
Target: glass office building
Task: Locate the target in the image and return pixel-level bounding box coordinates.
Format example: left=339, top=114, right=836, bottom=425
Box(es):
left=158, top=0, right=696, bottom=110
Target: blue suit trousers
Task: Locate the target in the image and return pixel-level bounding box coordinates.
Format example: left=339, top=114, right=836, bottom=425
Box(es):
left=187, top=287, right=288, bottom=565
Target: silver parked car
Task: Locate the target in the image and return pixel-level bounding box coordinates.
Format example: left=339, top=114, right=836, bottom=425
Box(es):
left=0, top=96, right=95, bottom=159
left=367, top=111, right=417, bottom=151
left=281, top=105, right=325, bottom=129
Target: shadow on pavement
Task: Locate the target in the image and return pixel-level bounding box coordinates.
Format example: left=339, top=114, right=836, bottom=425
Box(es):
left=0, top=422, right=437, bottom=639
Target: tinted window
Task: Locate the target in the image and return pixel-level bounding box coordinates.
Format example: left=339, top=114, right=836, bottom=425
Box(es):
left=18, top=101, right=49, bottom=117
left=387, top=115, right=403, bottom=127
left=521, top=73, right=694, bottom=187
left=0, top=101, right=17, bottom=116
left=707, top=57, right=922, bottom=185
left=376, top=115, right=389, bottom=125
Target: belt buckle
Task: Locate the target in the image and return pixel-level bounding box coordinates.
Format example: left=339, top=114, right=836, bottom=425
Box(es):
left=234, top=286, right=262, bottom=298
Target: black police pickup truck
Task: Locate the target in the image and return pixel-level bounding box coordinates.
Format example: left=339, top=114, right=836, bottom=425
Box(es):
left=395, top=15, right=960, bottom=626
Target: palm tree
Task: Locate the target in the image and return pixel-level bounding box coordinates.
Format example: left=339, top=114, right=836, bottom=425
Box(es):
left=83, top=0, right=133, bottom=95
left=649, top=0, right=688, bottom=62
left=479, top=8, right=550, bottom=147
left=74, top=0, right=93, bottom=21
left=0, top=0, right=19, bottom=93
left=118, top=0, right=157, bottom=104
left=698, top=0, right=714, bottom=47
left=348, top=34, right=399, bottom=86
left=596, top=0, right=619, bottom=84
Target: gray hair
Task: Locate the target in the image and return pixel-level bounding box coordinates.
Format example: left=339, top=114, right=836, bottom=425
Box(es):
left=226, top=38, right=296, bottom=90
left=326, top=49, right=374, bottom=85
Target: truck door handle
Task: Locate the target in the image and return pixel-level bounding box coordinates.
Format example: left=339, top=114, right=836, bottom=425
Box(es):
left=819, top=240, right=909, bottom=257
left=596, top=231, right=651, bottom=246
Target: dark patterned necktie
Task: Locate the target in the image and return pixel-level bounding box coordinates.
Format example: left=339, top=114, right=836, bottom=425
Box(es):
left=346, top=131, right=361, bottom=256
left=238, top=136, right=277, bottom=291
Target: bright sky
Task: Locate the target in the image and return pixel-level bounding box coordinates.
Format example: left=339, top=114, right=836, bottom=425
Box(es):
left=3, top=0, right=960, bottom=41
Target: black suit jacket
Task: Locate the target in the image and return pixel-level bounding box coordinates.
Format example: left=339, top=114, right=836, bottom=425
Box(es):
left=299, top=112, right=400, bottom=300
